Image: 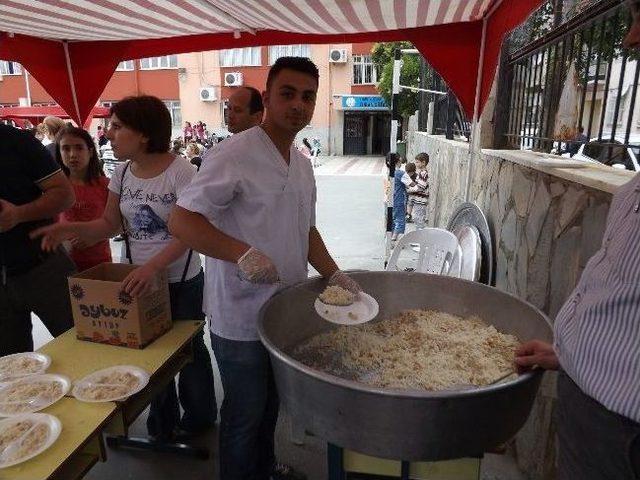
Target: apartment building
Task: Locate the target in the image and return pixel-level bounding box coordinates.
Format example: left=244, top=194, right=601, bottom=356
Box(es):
left=0, top=42, right=390, bottom=155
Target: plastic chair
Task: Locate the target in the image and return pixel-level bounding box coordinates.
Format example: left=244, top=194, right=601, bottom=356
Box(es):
left=386, top=228, right=460, bottom=276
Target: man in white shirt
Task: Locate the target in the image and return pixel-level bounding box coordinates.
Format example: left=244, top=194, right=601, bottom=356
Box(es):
left=227, top=86, right=264, bottom=134
left=170, top=56, right=359, bottom=480
left=515, top=2, right=640, bottom=477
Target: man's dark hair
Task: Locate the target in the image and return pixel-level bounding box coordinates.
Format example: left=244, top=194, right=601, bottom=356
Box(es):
left=243, top=87, right=264, bottom=114
left=266, top=56, right=319, bottom=90
left=110, top=95, right=171, bottom=153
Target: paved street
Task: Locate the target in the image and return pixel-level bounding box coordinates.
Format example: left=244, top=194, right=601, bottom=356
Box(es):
left=313, top=155, right=387, bottom=177
left=30, top=155, right=524, bottom=480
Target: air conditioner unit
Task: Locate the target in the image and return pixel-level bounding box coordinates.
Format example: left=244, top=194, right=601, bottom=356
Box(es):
left=224, top=72, right=243, bottom=87
left=329, top=48, right=347, bottom=63
left=199, top=87, right=217, bottom=102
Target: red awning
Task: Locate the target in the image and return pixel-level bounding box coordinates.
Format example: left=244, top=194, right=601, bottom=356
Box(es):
left=0, top=1, right=543, bottom=126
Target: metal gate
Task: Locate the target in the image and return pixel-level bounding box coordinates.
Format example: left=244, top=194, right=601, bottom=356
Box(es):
left=343, top=114, right=367, bottom=155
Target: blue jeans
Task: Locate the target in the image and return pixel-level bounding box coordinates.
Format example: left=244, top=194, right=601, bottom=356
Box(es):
left=211, top=333, right=279, bottom=480
left=147, top=269, right=217, bottom=437
left=392, top=202, right=406, bottom=234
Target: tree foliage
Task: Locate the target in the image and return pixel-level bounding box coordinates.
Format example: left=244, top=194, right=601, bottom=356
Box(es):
left=371, top=41, right=422, bottom=119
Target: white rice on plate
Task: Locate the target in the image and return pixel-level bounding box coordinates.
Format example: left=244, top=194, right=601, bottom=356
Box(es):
left=318, top=285, right=354, bottom=306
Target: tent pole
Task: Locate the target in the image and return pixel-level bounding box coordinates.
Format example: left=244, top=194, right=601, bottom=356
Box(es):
left=385, top=48, right=402, bottom=266
left=62, top=41, right=82, bottom=125
left=465, top=15, right=488, bottom=202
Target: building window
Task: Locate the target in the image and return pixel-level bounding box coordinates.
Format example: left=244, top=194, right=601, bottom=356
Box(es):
left=588, top=61, right=608, bottom=82
left=220, top=47, right=261, bottom=67
left=139, top=55, right=178, bottom=70
left=0, top=61, right=22, bottom=75
left=352, top=55, right=377, bottom=85
left=116, top=60, right=134, bottom=71
left=164, top=100, right=181, bottom=128
left=268, top=45, right=311, bottom=64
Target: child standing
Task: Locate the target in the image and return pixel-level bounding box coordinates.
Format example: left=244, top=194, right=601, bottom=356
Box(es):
left=408, top=153, right=430, bottom=229
left=391, top=157, right=416, bottom=241
left=56, top=126, right=112, bottom=271
left=405, top=162, right=418, bottom=223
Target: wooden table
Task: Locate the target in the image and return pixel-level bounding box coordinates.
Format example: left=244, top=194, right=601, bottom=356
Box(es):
left=1, top=320, right=205, bottom=480
left=0, top=399, right=116, bottom=480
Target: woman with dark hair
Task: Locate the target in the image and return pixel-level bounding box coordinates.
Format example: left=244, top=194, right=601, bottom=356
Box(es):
left=56, top=126, right=111, bottom=271
left=33, top=95, right=216, bottom=441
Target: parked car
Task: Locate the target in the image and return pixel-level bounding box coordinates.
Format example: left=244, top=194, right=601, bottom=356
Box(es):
left=562, top=134, right=640, bottom=172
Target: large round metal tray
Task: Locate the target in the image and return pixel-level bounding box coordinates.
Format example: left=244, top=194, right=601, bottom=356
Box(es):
left=447, top=202, right=493, bottom=285
left=259, top=272, right=552, bottom=461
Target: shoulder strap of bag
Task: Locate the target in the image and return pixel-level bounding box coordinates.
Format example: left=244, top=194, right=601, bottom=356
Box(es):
left=118, top=162, right=133, bottom=264
left=178, top=161, right=201, bottom=286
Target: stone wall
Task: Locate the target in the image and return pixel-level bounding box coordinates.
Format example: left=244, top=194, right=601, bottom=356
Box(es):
left=407, top=132, right=614, bottom=479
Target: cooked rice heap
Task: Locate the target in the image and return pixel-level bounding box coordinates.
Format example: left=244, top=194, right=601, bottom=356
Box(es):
left=0, top=381, right=63, bottom=414
left=0, top=420, right=49, bottom=464
left=318, top=285, right=354, bottom=306
left=293, top=309, right=520, bottom=391
left=76, top=371, right=140, bottom=401
left=0, top=356, right=44, bottom=380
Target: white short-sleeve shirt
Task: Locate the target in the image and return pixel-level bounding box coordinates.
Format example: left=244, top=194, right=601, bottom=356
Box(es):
left=177, top=126, right=316, bottom=340
left=109, top=156, right=202, bottom=283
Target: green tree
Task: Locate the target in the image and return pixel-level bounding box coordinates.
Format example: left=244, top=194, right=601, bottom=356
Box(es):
left=371, top=41, right=422, bottom=120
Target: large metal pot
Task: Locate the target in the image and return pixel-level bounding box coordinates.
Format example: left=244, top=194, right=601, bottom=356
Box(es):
left=259, top=272, right=553, bottom=461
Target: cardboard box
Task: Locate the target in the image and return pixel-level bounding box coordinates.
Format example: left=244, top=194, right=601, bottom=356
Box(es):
left=68, top=263, right=172, bottom=349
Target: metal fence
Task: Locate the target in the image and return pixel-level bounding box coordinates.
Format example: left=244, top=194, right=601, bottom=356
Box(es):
left=500, top=0, right=640, bottom=170
left=418, top=59, right=471, bottom=141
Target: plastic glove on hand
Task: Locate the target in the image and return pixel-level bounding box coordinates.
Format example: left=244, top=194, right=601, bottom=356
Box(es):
left=328, top=270, right=362, bottom=296
left=237, top=247, right=279, bottom=284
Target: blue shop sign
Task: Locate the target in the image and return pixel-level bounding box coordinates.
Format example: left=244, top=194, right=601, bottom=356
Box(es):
left=341, top=95, right=389, bottom=110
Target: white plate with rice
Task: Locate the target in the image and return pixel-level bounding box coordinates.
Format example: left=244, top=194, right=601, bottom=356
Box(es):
left=0, top=353, right=51, bottom=383
left=0, top=413, right=62, bottom=468
left=0, top=375, right=70, bottom=417
left=72, top=365, right=150, bottom=403
left=314, top=292, right=379, bottom=325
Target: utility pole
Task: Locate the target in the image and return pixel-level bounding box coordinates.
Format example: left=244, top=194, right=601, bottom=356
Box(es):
left=390, top=48, right=402, bottom=154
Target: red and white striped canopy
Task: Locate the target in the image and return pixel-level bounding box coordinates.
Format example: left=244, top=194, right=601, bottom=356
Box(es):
left=0, top=0, right=542, bottom=125
left=1, top=1, right=496, bottom=41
